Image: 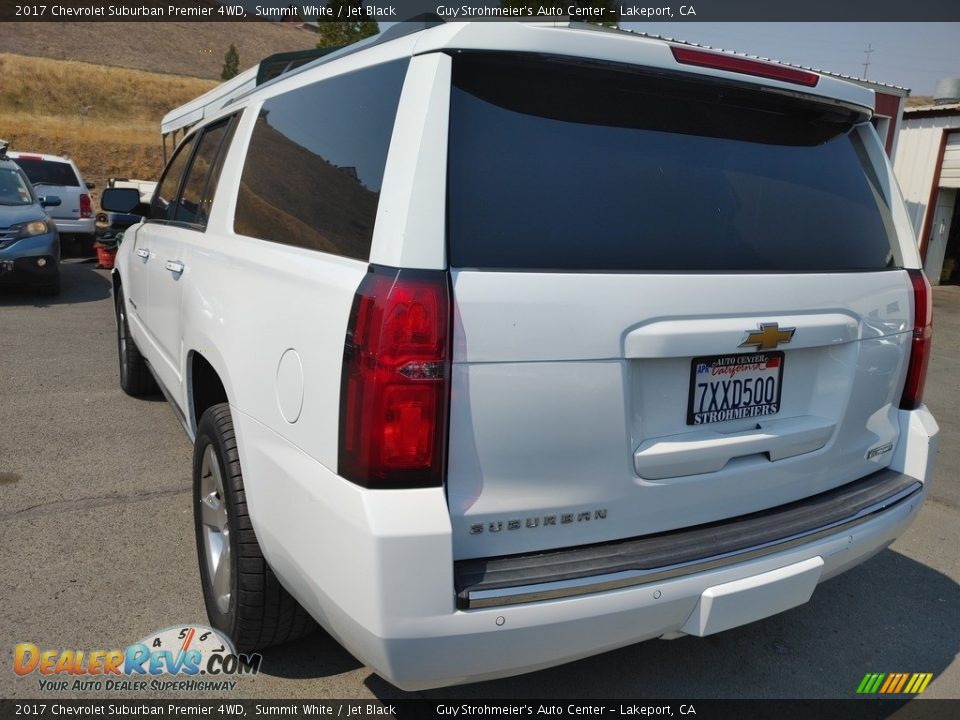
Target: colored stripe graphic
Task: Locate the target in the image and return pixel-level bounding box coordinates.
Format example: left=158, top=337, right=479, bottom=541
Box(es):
left=879, top=675, right=895, bottom=694
left=857, top=672, right=933, bottom=694
left=859, top=673, right=885, bottom=694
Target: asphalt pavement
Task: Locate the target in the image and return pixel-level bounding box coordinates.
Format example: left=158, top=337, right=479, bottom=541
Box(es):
left=1, top=260, right=957, bottom=702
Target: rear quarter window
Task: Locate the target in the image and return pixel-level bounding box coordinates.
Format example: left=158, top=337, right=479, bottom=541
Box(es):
left=447, top=53, right=902, bottom=273
left=234, top=59, right=408, bottom=261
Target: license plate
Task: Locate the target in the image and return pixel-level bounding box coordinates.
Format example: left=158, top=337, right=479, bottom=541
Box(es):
left=687, top=351, right=785, bottom=425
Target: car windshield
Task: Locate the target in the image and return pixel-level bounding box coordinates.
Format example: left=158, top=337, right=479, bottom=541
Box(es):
left=0, top=167, right=35, bottom=206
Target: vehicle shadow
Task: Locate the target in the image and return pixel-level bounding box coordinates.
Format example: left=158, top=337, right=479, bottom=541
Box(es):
left=0, top=259, right=111, bottom=307
left=353, top=548, right=958, bottom=700
left=254, top=629, right=364, bottom=680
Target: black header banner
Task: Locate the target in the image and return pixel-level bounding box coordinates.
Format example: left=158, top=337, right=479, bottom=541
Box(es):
left=1, top=0, right=960, bottom=22
left=2, top=699, right=960, bottom=720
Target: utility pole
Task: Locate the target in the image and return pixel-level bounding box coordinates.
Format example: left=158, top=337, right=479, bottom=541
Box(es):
left=862, top=43, right=875, bottom=79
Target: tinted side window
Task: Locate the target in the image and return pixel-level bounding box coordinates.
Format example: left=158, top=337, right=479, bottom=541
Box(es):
left=175, top=118, right=236, bottom=228
left=234, top=59, right=408, bottom=260
left=150, top=134, right=196, bottom=222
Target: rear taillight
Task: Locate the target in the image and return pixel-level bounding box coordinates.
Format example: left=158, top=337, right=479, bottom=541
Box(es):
left=671, top=47, right=820, bottom=87
left=80, top=193, right=93, bottom=218
left=899, top=269, right=933, bottom=410
left=338, top=265, right=451, bottom=488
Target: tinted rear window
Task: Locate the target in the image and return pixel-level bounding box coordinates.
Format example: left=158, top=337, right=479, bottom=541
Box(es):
left=13, top=158, right=80, bottom=187
left=448, top=53, right=901, bottom=272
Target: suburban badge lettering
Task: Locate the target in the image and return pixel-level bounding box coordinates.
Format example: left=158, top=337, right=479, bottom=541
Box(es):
left=469, top=510, right=608, bottom=535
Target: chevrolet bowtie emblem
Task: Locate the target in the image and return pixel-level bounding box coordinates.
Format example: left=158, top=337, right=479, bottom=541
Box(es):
left=739, top=322, right=796, bottom=351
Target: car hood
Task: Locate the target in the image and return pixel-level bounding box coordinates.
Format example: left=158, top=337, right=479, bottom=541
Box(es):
left=0, top=205, right=47, bottom=229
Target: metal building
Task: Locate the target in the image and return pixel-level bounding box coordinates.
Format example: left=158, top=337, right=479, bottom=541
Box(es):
left=894, top=102, right=960, bottom=285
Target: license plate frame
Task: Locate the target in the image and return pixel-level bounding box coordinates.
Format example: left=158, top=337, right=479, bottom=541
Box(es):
left=687, top=351, right=785, bottom=425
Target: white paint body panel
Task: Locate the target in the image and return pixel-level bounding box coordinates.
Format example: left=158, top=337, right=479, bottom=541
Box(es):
left=110, top=22, right=939, bottom=690
left=447, top=271, right=913, bottom=558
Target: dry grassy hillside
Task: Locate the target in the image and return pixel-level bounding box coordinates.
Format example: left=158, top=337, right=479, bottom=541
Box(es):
left=0, top=54, right=216, bottom=194
left=0, top=21, right=325, bottom=201
left=0, top=21, right=322, bottom=79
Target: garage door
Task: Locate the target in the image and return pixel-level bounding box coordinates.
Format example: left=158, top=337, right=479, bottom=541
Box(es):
left=942, top=132, right=960, bottom=189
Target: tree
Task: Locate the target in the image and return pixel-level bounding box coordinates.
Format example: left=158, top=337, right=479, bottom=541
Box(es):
left=221, top=44, right=239, bottom=81
left=313, top=1, right=379, bottom=49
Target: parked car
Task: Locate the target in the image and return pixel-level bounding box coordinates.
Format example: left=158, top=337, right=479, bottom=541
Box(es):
left=0, top=143, right=61, bottom=295
left=102, top=22, right=939, bottom=690
left=96, top=177, right=156, bottom=233
left=6, top=150, right=95, bottom=256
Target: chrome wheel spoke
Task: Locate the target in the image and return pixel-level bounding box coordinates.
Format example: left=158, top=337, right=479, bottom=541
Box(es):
left=212, top=541, right=232, bottom=604
left=199, top=442, right=232, bottom=614
left=200, top=493, right=222, bottom=530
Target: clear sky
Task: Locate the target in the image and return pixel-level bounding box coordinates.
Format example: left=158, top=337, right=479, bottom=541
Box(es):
left=621, top=22, right=960, bottom=96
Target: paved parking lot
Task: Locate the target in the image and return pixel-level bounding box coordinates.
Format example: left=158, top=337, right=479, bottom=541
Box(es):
left=1, top=260, right=957, bottom=701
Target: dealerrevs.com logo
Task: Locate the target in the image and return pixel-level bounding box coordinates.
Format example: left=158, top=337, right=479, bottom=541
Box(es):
left=13, top=625, right=262, bottom=693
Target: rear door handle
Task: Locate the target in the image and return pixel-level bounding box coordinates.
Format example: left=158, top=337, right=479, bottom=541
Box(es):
left=165, top=260, right=184, bottom=274
left=136, top=248, right=150, bottom=258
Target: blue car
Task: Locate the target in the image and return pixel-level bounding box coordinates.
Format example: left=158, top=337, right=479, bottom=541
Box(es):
left=0, top=144, right=61, bottom=295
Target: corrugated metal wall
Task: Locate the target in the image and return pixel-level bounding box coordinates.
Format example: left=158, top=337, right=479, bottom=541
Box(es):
left=893, top=114, right=960, bottom=238
left=943, top=134, right=960, bottom=188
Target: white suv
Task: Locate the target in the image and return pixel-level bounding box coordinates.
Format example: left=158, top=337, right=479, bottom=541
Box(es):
left=103, top=23, right=939, bottom=690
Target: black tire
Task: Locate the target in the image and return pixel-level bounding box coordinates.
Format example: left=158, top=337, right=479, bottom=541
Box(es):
left=115, top=285, right=157, bottom=396
left=193, top=404, right=316, bottom=652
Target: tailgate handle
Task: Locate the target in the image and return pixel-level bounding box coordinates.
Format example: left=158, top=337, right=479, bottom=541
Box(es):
left=634, top=415, right=836, bottom=480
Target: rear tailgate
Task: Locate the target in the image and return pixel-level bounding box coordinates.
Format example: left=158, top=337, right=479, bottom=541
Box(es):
left=445, top=52, right=914, bottom=560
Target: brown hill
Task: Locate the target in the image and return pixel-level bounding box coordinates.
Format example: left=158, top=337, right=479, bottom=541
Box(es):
left=0, top=21, right=326, bottom=209
left=0, top=21, right=322, bottom=79
left=1, top=53, right=217, bottom=196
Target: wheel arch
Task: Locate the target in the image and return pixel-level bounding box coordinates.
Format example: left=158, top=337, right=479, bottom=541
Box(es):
left=111, top=268, right=122, bottom=304
left=187, top=349, right=233, bottom=436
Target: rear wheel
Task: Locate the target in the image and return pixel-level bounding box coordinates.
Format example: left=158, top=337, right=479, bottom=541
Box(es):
left=115, top=285, right=156, bottom=396
left=193, top=404, right=316, bottom=651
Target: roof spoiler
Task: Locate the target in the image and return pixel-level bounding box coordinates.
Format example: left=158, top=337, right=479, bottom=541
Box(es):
left=255, top=14, right=446, bottom=88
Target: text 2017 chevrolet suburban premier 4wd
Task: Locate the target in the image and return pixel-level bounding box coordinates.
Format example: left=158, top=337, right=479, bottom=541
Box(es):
left=104, top=23, right=939, bottom=689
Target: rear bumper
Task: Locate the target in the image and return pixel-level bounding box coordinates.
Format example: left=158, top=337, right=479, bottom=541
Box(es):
left=236, top=405, right=938, bottom=690
left=366, top=487, right=924, bottom=688
left=52, top=217, right=95, bottom=237
left=455, top=469, right=920, bottom=609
